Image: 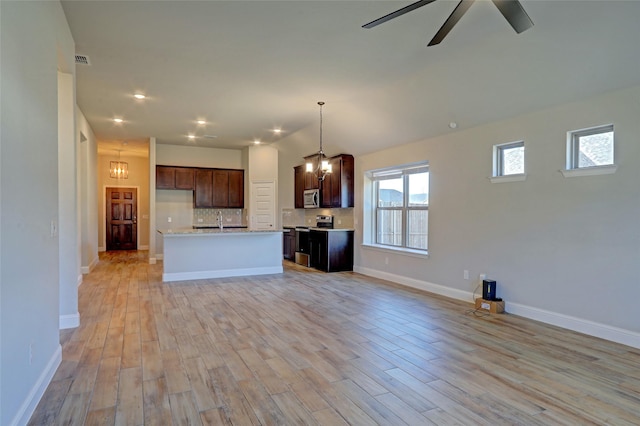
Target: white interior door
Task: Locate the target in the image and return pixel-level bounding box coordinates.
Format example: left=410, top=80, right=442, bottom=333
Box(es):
left=250, top=181, right=276, bottom=230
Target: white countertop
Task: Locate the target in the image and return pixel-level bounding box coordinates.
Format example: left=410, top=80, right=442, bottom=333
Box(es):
left=158, top=228, right=283, bottom=236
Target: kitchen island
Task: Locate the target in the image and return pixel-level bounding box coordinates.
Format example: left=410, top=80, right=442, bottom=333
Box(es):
left=158, top=228, right=283, bottom=282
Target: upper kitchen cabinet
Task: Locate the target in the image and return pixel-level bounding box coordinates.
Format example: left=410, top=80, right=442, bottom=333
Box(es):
left=321, top=154, right=354, bottom=208
left=294, top=165, right=305, bottom=209
left=194, top=169, right=214, bottom=208
left=302, top=155, right=320, bottom=190
left=194, top=168, right=244, bottom=208
left=156, top=166, right=194, bottom=190
left=227, top=169, right=244, bottom=208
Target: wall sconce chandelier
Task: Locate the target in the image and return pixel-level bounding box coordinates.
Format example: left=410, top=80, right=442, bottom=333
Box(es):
left=306, top=101, right=332, bottom=181
left=110, top=150, right=128, bottom=179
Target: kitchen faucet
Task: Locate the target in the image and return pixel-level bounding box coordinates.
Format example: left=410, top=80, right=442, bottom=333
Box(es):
left=217, top=210, right=223, bottom=229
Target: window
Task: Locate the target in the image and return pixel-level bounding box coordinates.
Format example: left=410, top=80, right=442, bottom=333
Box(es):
left=370, top=163, right=429, bottom=252
left=567, top=124, right=614, bottom=170
left=493, top=141, right=525, bottom=177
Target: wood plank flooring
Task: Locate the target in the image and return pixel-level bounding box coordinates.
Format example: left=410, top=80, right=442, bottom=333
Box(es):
left=29, top=251, right=640, bottom=425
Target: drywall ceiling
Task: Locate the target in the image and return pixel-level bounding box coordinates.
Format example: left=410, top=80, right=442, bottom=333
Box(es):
left=61, top=0, right=640, bottom=157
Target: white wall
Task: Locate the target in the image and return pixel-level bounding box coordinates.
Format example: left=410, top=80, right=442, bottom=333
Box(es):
left=0, top=1, right=75, bottom=424
left=355, top=85, right=640, bottom=347
left=58, top=71, right=79, bottom=330
left=156, top=144, right=242, bottom=168
left=77, top=108, right=99, bottom=273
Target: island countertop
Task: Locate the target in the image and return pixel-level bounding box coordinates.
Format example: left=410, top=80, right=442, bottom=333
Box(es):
left=158, top=228, right=283, bottom=236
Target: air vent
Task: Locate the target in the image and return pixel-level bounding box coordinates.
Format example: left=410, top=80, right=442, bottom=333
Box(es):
left=75, top=54, right=91, bottom=66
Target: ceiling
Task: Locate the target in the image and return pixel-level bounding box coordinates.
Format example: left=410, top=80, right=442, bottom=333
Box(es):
left=61, top=0, right=640, bottom=158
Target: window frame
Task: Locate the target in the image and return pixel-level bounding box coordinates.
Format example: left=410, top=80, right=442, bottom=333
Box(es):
left=567, top=124, right=614, bottom=170
left=370, top=163, right=429, bottom=253
left=493, top=140, right=525, bottom=177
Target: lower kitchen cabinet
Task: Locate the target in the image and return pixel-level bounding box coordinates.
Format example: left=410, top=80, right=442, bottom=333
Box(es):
left=283, top=227, right=296, bottom=260
left=309, top=230, right=354, bottom=272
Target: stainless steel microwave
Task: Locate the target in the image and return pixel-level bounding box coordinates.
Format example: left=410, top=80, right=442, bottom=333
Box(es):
left=303, top=189, right=319, bottom=209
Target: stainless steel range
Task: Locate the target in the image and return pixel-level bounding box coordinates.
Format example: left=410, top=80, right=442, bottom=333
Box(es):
left=294, top=215, right=334, bottom=266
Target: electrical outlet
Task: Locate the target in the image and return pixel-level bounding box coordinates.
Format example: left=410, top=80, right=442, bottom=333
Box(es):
left=385, top=257, right=389, bottom=265
left=197, top=218, right=203, bottom=223
left=167, top=217, right=172, bottom=223
left=479, top=273, right=486, bottom=281
left=337, top=219, right=342, bottom=225
left=463, top=270, right=469, bottom=280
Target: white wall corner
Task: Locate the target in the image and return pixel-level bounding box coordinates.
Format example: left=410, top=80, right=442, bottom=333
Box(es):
left=81, top=255, right=99, bottom=275
left=59, top=313, right=80, bottom=329
left=10, top=345, right=62, bottom=426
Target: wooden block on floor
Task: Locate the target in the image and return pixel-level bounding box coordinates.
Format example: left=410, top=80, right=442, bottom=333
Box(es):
left=475, top=298, right=505, bottom=314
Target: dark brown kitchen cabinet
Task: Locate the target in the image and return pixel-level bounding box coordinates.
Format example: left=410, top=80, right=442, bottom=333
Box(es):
left=294, top=166, right=305, bottom=209
left=283, top=227, right=296, bottom=260
left=156, top=166, right=195, bottom=190
left=194, top=168, right=244, bottom=208
left=194, top=169, right=214, bottom=208
left=303, top=156, right=320, bottom=190
left=309, top=229, right=354, bottom=272
left=228, top=169, right=244, bottom=208
left=321, top=154, right=354, bottom=208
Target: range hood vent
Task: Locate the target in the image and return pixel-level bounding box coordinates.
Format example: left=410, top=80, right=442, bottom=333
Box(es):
left=75, top=54, right=91, bottom=66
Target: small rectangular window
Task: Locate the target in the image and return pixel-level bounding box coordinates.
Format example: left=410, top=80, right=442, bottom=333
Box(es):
left=568, top=124, right=614, bottom=170
left=493, top=141, right=524, bottom=177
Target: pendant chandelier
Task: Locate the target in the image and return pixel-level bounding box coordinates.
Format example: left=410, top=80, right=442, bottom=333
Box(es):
left=306, top=101, right=332, bottom=181
left=110, top=149, right=128, bottom=179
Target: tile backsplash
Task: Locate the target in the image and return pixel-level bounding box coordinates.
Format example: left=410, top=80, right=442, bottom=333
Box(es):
left=282, top=208, right=354, bottom=228
left=193, top=208, right=245, bottom=226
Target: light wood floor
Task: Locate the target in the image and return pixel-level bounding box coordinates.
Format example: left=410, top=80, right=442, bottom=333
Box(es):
left=30, top=251, right=640, bottom=425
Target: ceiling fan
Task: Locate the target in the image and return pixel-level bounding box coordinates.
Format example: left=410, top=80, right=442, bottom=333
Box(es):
left=363, top=0, right=533, bottom=46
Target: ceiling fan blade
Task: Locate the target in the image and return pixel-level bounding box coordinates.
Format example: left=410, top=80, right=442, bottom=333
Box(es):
left=491, top=0, right=534, bottom=33
left=428, top=0, right=475, bottom=46
left=362, top=0, right=437, bottom=29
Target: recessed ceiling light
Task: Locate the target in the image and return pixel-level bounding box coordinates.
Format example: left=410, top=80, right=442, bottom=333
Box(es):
left=134, top=93, right=146, bottom=100
left=187, top=134, right=196, bottom=139
left=273, top=128, right=282, bottom=134
left=197, top=120, right=206, bottom=125
left=113, top=118, right=124, bottom=123
left=254, top=140, right=261, bottom=145
left=449, top=121, right=458, bottom=129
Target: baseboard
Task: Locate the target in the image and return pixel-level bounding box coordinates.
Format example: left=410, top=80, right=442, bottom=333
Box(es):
left=155, top=254, right=164, bottom=260
left=81, top=255, right=99, bottom=275
left=10, top=344, right=62, bottom=426
left=98, top=246, right=105, bottom=252
left=138, top=244, right=149, bottom=250
left=354, top=266, right=472, bottom=303
left=354, top=265, right=640, bottom=350
left=59, top=312, right=80, bottom=329
left=507, top=302, right=640, bottom=349
left=149, top=257, right=157, bottom=265
left=162, top=265, right=283, bottom=282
